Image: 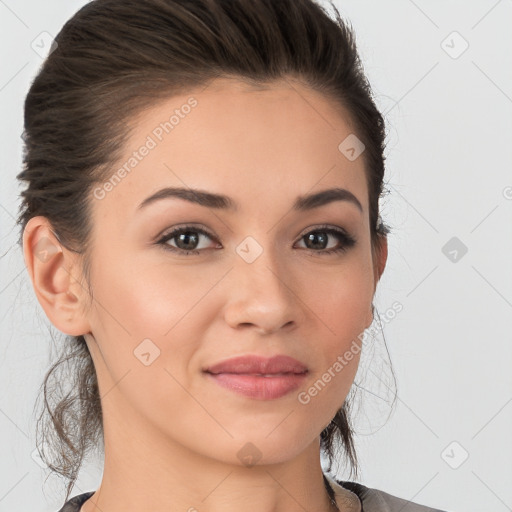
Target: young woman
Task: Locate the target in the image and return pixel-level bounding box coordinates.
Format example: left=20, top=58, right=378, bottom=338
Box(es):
left=18, top=0, right=448, bottom=511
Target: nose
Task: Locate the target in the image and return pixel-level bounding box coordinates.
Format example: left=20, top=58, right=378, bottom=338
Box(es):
left=222, top=244, right=299, bottom=335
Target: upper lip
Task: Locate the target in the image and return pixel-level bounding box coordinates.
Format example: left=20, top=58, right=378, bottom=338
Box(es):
left=204, top=355, right=308, bottom=375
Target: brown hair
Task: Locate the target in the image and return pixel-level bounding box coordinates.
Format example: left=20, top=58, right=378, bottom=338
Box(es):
left=17, top=0, right=392, bottom=501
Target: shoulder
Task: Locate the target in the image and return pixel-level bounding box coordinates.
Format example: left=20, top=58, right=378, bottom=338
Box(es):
left=56, top=491, right=95, bottom=512
left=335, top=479, right=450, bottom=512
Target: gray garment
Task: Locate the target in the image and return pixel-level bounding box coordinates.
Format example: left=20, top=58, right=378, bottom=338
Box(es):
left=337, top=479, right=449, bottom=511
left=56, top=480, right=450, bottom=512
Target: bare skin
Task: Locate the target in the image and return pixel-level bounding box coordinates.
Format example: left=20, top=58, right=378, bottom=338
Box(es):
left=23, top=77, right=386, bottom=512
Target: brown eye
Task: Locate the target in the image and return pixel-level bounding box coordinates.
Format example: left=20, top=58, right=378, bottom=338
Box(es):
left=169, top=230, right=201, bottom=251
left=156, top=224, right=356, bottom=256
left=296, top=226, right=356, bottom=255
left=157, top=226, right=218, bottom=254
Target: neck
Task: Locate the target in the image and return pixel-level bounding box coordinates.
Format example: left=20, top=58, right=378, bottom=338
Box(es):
left=79, top=416, right=352, bottom=512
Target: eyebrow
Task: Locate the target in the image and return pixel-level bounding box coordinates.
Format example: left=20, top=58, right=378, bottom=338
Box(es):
left=137, top=186, right=363, bottom=213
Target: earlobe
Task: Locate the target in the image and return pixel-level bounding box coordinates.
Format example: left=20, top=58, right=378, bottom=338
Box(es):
left=365, top=304, right=374, bottom=331
left=23, top=216, right=91, bottom=337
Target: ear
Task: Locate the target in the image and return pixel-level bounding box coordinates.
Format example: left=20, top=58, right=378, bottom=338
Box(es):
left=365, top=235, right=388, bottom=329
left=23, top=216, right=91, bottom=336
left=373, top=234, right=388, bottom=290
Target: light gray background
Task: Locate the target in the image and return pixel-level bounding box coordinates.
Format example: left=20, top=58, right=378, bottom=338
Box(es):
left=1, top=1, right=511, bottom=511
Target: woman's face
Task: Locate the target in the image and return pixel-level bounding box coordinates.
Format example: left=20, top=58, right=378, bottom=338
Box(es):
left=81, top=77, right=386, bottom=466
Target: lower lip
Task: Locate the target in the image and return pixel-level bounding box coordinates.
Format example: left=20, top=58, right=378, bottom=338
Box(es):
left=205, top=372, right=308, bottom=400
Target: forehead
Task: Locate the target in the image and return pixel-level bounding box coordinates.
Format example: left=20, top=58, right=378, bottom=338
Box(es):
left=92, top=77, right=369, bottom=220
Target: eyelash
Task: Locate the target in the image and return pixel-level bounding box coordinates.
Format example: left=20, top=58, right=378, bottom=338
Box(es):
left=155, top=224, right=356, bottom=256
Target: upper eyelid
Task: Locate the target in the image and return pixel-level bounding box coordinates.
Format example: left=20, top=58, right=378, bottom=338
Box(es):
left=156, top=223, right=212, bottom=239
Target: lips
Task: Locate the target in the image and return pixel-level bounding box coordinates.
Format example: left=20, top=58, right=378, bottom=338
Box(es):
left=204, top=354, right=308, bottom=376
left=203, top=355, right=309, bottom=400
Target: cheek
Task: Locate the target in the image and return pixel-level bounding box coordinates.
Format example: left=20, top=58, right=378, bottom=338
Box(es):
left=301, top=256, right=373, bottom=396
left=85, top=256, right=211, bottom=423
left=296, top=281, right=368, bottom=432
left=90, top=250, right=219, bottom=339
left=307, top=258, right=374, bottom=342
left=86, top=251, right=228, bottom=404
